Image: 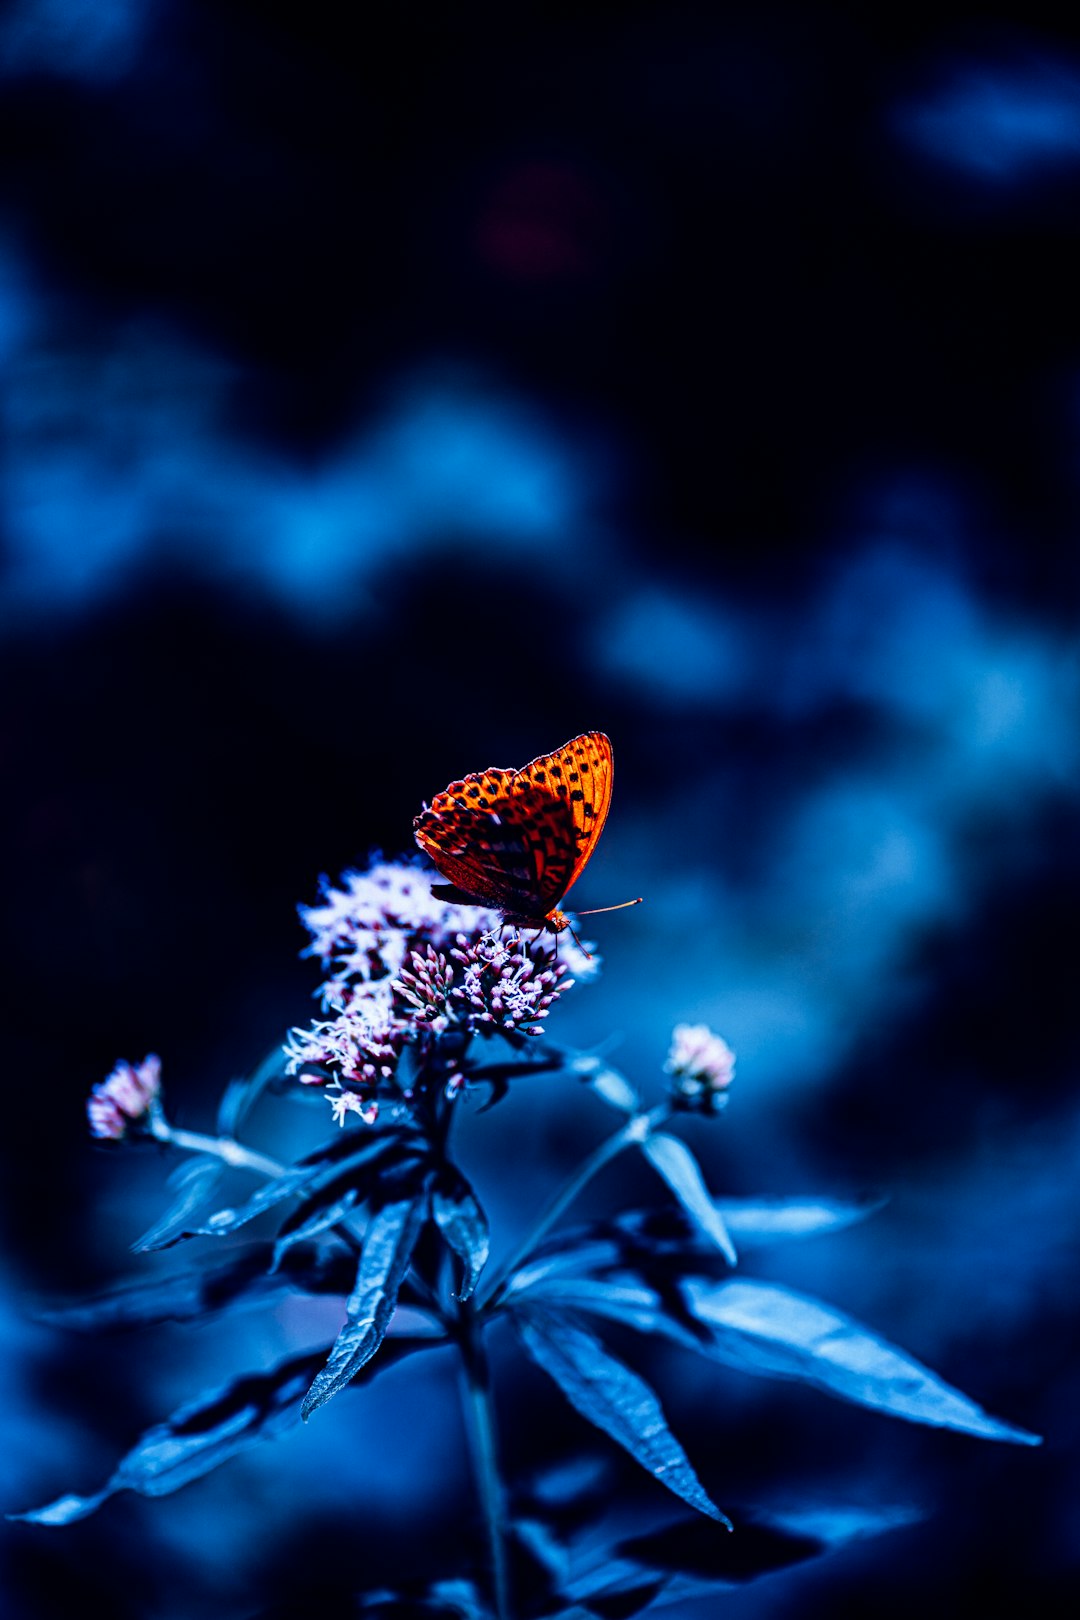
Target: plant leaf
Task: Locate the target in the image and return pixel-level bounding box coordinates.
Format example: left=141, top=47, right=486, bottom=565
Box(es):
left=505, top=1233, right=627, bottom=1297
left=131, top=1159, right=225, bottom=1253
left=302, top=1193, right=429, bottom=1419
left=715, top=1196, right=886, bottom=1243
left=570, top=1054, right=640, bottom=1114
left=511, top=1274, right=676, bottom=1337
left=615, top=1197, right=884, bottom=1253
left=271, top=1187, right=362, bottom=1269
left=183, top=1164, right=326, bottom=1240
left=431, top=1170, right=490, bottom=1301
left=614, top=1500, right=921, bottom=1577
left=165, top=1133, right=407, bottom=1248
left=8, top=1340, right=435, bottom=1526
left=680, top=1277, right=1042, bottom=1444
left=513, top=1269, right=1040, bottom=1446
left=641, top=1134, right=737, bottom=1266
left=353, top=1579, right=489, bottom=1617
left=36, top=1243, right=354, bottom=1331
left=216, top=1042, right=289, bottom=1137
left=504, top=1197, right=883, bottom=1296
left=564, top=1501, right=922, bottom=1614
left=515, top=1308, right=730, bottom=1527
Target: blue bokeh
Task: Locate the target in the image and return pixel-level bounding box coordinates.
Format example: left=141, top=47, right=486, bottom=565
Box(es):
left=895, top=55, right=1080, bottom=182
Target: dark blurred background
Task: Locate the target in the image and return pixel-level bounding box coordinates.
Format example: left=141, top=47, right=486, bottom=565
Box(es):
left=2, top=1, right=1079, bottom=1615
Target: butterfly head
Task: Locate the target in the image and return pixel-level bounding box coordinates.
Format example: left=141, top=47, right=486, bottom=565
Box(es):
left=500, top=906, right=570, bottom=936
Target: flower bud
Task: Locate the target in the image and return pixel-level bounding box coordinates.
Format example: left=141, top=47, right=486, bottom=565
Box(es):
left=87, top=1054, right=162, bottom=1140
left=664, top=1024, right=735, bottom=1114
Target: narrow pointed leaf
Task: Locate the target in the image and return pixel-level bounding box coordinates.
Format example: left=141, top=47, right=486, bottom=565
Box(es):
left=216, top=1043, right=289, bottom=1137
left=715, top=1197, right=886, bottom=1244
left=131, top=1159, right=225, bottom=1252
left=185, top=1163, right=326, bottom=1239
left=641, top=1134, right=737, bottom=1266
left=514, top=1269, right=1040, bottom=1446
left=506, top=1231, right=628, bottom=1296
left=353, top=1579, right=489, bottom=1617
left=512, top=1274, right=673, bottom=1337
left=565, top=1501, right=922, bottom=1613
left=302, top=1193, right=428, bottom=1419
left=571, top=1054, right=640, bottom=1114
left=515, top=1309, right=730, bottom=1527
left=680, top=1277, right=1042, bottom=1444
left=614, top=1198, right=884, bottom=1253
left=8, top=1489, right=112, bottom=1527
left=10, top=1337, right=438, bottom=1526
left=432, top=1172, right=489, bottom=1301
left=11, top=1334, right=440, bottom=1522
left=504, top=1197, right=883, bottom=1292
left=272, top=1187, right=362, bottom=1269
left=176, top=1134, right=404, bottom=1246
left=9, top=1350, right=322, bottom=1524
left=37, top=1243, right=357, bottom=1331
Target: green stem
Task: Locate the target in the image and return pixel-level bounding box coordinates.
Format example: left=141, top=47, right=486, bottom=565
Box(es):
left=477, top=1103, right=672, bottom=1312
left=148, top=1114, right=285, bottom=1178
left=459, top=1318, right=511, bottom=1620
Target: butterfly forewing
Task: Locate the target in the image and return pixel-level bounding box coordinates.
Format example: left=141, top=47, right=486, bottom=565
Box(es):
left=413, top=731, right=614, bottom=924
left=518, top=732, right=613, bottom=899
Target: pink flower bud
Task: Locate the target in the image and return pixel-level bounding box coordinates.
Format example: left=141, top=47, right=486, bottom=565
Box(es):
left=87, top=1054, right=162, bottom=1140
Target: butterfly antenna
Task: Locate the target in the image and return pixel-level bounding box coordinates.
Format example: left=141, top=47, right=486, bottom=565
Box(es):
left=566, top=900, right=641, bottom=959
left=574, top=898, right=644, bottom=917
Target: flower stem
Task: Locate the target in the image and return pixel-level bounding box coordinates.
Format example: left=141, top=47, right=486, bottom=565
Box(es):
left=477, top=1102, right=672, bottom=1312
left=147, top=1114, right=285, bottom=1179
left=459, top=1317, right=511, bottom=1620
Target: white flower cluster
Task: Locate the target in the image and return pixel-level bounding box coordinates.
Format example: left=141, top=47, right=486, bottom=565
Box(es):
left=286, top=860, right=599, bottom=1124
left=299, top=861, right=503, bottom=988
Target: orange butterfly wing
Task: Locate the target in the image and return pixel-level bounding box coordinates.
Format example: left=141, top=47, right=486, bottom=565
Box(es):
left=413, top=731, right=613, bottom=922
left=513, top=731, right=613, bottom=902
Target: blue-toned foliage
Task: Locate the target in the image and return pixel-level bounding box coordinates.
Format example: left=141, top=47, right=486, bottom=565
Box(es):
left=679, top=1277, right=1040, bottom=1445
left=432, top=1169, right=490, bottom=1302
left=515, top=1309, right=730, bottom=1527
left=271, top=1186, right=365, bottom=1268
left=130, top=1158, right=226, bottom=1253
left=12, top=1339, right=436, bottom=1527
left=562, top=1502, right=923, bottom=1616
left=509, top=1266, right=1039, bottom=1446
left=640, top=1132, right=737, bottom=1266
left=36, top=1242, right=355, bottom=1331
left=13, top=860, right=1042, bottom=1618
left=571, top=1055, right=641, bottom=1115
left=302, top=1193, right=431, bottom=1420
left=215, top=1046, right=292, bottom=1139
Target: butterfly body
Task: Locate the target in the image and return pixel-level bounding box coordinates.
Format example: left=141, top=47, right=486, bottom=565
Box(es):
left=413, top=731, right=616, bottom=936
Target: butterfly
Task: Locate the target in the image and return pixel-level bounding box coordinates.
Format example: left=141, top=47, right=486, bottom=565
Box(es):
left=413, top=730, right=641, bottom=945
